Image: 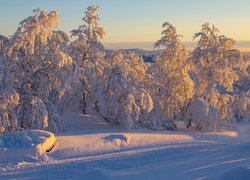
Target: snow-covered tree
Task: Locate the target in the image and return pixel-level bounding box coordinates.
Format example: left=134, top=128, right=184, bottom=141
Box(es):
left=0, top=55, right=19, bottom=133
left=6, top=9, right=77, bottom=131
left=2, top=6, right=248, bottom=133
left=233, top=53, right=250, bottom=96
left=192, top=23, right=242, bottom=93
left=69, top=5, right=105, bottom=114
left=232, top=90, right=250, bottom=122
left=85, top=52, right=156, bottom=129
left=189, top=23, right=247, bottom=130
left=185, top=98, right=218, bottom=131
left=152, top=22, right=194, bottom=127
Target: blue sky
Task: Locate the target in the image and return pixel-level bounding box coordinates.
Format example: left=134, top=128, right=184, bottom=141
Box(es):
left=0, top=0, right=250, bottom=42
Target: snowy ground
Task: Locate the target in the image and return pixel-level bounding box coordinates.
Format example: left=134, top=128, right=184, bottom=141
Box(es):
left=0, top=130, right=56, bottom=163
left=0, top=110, right=250, bottom=180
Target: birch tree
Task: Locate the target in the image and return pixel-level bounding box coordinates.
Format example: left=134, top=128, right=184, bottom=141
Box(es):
left=69, top=5, right=105, bottom=114
left=189, top=23, right=247, bottom=130
left=152, top=22, right=194, bottom=127
left=6, top=9, right=77, bottom=131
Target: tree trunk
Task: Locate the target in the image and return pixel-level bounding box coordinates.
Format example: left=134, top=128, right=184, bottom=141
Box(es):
left=82, top=86, right=87, bottom=114
left=81, top=75, right=87, bottom=114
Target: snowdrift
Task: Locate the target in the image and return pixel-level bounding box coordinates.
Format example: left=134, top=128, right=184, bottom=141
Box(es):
left=50, top=110, right=243, bottom=159
left=51, top=133, right=194, bottom=159
left=0, top=130, right=56, bottom=162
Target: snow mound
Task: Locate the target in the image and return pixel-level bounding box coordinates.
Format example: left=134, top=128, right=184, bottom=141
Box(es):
left=51, top=133, right=194, bottom=159
left=0, top=130, right=56, bottom=162
left=219, top=167, right=250, bottom=180
left=207, top=131, right=238, bottom=137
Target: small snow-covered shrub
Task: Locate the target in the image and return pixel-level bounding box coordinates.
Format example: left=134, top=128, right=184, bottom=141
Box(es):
left=28, top=97, right=48, bottom=130
left=162, top=120, right=177, bottom=131
left=233, top=90, right=250, bottom=122
left=185, top=99, right=218, bottom=131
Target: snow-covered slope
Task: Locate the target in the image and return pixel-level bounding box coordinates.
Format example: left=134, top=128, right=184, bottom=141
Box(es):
left=0, top=110, right=250, bottom=180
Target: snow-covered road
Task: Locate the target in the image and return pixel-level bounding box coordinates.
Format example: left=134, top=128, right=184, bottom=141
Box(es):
left=1, top=141, right=250, bottom=179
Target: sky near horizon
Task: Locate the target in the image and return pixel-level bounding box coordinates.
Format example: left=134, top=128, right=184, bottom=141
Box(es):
left=0, top=0, right=250, bottom=43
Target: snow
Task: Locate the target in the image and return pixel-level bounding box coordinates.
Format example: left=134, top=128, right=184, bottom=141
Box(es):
left=52, top=133, right=194, bottom=159
left=51, top=110, right=194, bottom=159
left=218, top=167, right=250, bottom=180
left=1, top=110, right=250, bottom=179
left=0, top=5, right=249, bottom=180
left=0, top=130, right=56, bottom=163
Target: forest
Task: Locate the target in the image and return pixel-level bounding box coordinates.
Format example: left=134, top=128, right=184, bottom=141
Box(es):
left=0, top=5, right=249, bottom=134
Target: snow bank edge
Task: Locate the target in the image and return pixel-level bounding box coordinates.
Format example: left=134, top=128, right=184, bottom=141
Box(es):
left=35, top=130, right=56, bottom=155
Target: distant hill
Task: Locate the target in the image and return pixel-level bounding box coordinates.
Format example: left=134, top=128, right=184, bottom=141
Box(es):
left=0, top=34, right=8, bottom=41
left=0, top=34, right=9, bottom=51
left=105, top=48, right=161, bottom=63
left=104, top=41, right=250, bottom=52
left=104, top=42, right=195, bottom=51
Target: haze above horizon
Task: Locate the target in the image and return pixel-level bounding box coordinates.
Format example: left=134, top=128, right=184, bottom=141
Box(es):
left=1, top=0, right=250, bottom=43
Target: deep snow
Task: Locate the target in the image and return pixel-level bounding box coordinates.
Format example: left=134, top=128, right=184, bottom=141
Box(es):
left=0, top=130, right=56, bottom=163
left=0, top=110, right=250, bottom=180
